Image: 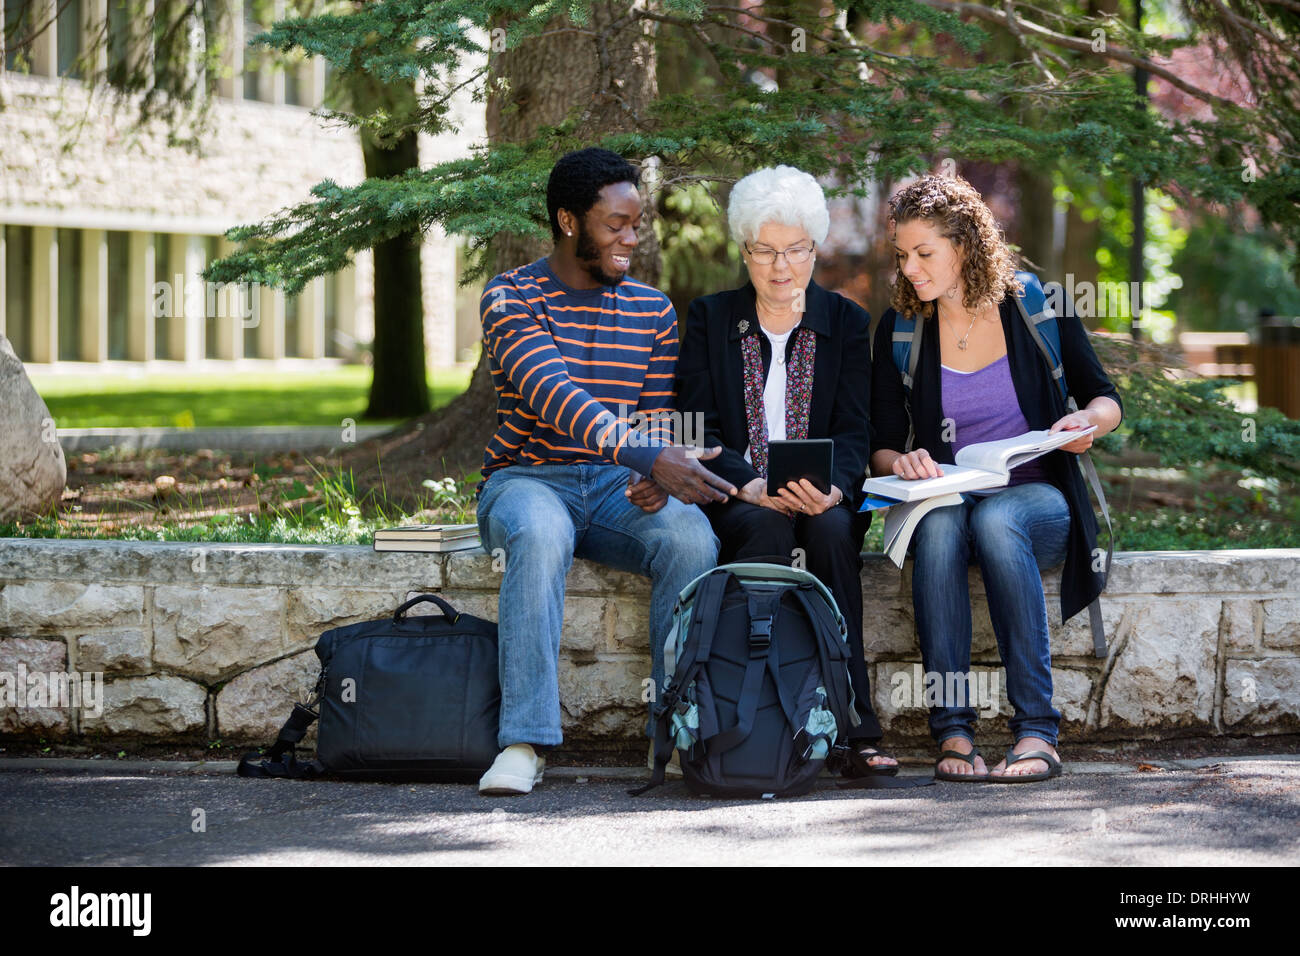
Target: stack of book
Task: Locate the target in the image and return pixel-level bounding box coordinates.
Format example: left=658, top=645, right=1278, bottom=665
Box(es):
left=372, top=523, right=481, bottom=553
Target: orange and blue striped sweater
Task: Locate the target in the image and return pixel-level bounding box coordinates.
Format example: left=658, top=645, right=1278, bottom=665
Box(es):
left=479, top=257, right=678, bottom=485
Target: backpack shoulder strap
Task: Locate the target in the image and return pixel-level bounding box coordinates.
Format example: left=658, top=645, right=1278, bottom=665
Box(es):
left=1014, top=271, right=1067, bottom=402
left=888, top=310, right=922, bottom=453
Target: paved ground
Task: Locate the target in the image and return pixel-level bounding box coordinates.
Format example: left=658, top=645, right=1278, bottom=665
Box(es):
left=1, top=755, right=1297, bottom=866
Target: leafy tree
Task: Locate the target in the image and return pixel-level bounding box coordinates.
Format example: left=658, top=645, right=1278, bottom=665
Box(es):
left=195, top=0, right=1299, bottom=483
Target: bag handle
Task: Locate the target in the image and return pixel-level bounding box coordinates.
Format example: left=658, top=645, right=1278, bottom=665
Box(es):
left=393, top=593, right=460, bottom=623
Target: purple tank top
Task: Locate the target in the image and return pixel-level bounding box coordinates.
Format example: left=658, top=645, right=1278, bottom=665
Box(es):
left=940, top=355, right=1050, bottom=487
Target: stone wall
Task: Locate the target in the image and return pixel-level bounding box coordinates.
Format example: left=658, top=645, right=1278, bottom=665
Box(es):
left=1, top=539, right=1297, bottom=749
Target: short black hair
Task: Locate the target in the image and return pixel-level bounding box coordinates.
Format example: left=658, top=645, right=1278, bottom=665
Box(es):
left=546, top=148, right=641, bottom=240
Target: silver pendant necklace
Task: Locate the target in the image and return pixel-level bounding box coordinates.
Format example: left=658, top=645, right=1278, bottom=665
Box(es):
left=952, top=312, right=977, bottom=350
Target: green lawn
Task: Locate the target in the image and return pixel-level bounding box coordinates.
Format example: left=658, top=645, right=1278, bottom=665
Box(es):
left=30, top=366, right=472, bottom=428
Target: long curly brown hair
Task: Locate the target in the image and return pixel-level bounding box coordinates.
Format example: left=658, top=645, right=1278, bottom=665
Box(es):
left=887, top=175, right=1021, bottom=319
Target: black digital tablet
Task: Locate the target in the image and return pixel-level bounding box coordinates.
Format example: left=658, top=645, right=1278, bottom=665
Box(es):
left=766, top=439, right=834, bottom=497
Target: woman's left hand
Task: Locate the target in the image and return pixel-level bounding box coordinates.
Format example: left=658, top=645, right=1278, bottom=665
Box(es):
left=1049, top=410, right=1097, bottom=454
left=776, top=480, right=842, bottom=517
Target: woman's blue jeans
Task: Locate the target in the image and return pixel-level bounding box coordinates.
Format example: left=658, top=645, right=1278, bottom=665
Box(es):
left=910, top=482, right=1070, bottom=748
left=476, top=463, right=719, bottom=749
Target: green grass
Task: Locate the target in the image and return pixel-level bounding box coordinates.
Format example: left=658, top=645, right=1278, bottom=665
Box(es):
left=30, top=366, right=472, bottom=428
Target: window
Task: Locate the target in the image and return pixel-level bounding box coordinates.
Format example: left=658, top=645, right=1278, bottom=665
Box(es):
left=283, top=289, right=300, bottom=358
left=242, top=11, right=262, bottom=101
left=324, top=271, right=338, bottom=358
left=57, top=0, right=84, bottom=78
left=204, top=235, right=220, bottom=358
left=4, top=225, right=33, bottom=361
left=57, top=228, right=81, bottom=361
left=4, top=0, right=33, bottom=72
left=106, top=0, right=131, bottom=87
left=107, top=231, right=129, bottom=360
left=154, top=233, right=170, bottom=359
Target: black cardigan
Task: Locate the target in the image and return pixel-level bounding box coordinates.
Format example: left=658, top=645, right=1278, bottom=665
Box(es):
left=870, top=293, right=1123, bottom=623
left=675, top=280, right=872, bottom=506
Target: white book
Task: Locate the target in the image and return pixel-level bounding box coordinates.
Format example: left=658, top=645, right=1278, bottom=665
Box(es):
left=862, top=427, right=1095, bottom=568
left=860, top=428, right=1095, bottom=502
left=372, top=537, right=482, bottom=554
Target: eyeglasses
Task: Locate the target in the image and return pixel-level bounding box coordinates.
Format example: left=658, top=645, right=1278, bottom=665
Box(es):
left=744, top=241, right=815, bottom=266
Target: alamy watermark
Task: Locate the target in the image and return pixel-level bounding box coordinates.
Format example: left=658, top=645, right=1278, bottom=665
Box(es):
left=1043, top=275, right=1152, bottom=320
left=600, top=404, right=707, bottom=449
left=153, top=274, right=261, bottom=327
left=0, top=666, right=104, bottom=717
left=890, top=664, right=1002, bottom=717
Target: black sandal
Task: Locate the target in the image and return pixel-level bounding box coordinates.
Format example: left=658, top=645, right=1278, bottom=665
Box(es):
left=843, top=742, right=900, bottom=778
left=934, top=747, right=990, bottom=783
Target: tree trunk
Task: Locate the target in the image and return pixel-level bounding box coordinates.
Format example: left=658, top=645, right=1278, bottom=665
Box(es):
left=347, top=4, right=661, bottom=499
left=362, top=126, right=430, bottom=419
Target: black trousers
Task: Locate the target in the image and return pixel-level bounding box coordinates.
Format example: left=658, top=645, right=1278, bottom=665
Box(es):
left=704, top=498, right=883, bottom=742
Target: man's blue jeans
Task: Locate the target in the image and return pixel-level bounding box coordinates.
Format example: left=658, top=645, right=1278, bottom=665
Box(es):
left=910, top=482, right=1070, bottom=748
left=476, top=462, right=719, bottom=749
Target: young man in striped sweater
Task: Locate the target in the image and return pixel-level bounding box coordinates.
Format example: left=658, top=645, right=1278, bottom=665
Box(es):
left=475, top=148, right=734, bottom=795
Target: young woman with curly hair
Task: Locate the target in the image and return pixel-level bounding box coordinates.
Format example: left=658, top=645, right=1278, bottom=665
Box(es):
left=869, top=175, right=1123, bottom=783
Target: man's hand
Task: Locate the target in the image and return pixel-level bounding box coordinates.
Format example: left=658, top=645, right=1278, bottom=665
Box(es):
left=775, top=480, right=842, bottom=517
left=625, top=471, right=669, bottom=513
left=650, top=446, right=737, bottom=506
left=737, top=476, right=796, bottom=516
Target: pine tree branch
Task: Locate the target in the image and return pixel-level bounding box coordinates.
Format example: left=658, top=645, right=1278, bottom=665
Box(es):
left=916, top=0, right=1240, bottom=109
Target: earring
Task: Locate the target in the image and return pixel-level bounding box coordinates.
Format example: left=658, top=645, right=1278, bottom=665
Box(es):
left=946, top=285, right=957, bottom=299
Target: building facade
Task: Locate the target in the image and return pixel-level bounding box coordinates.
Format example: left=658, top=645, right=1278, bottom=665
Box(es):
left=1, top=0, right=481, bottom=371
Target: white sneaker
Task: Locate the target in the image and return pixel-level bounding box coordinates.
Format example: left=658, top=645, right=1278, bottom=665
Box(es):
left=479, top=744, right=545, bottom=795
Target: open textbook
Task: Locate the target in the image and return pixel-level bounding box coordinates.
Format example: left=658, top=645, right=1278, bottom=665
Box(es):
left=860, top=427, right=1096, bottom=567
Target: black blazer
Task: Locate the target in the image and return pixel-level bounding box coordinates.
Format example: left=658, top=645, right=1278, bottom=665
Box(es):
left=870, top=292, right=1124, bottom=623
left=675, top=280, right=873, bottom=505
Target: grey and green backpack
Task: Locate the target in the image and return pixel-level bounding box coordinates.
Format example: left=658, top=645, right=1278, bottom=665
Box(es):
left=636, top=563, right=859, bottom=798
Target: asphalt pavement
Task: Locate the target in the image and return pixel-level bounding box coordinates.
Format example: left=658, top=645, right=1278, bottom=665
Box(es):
left=1, top=755, right=1297, bottom=866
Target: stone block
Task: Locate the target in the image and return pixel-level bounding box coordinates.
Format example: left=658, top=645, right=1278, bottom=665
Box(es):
left=152, top=585, right=284, bottom=681
left=0, top=581, right=143, bottom=630
left=83, top=676, right=207, bottom=736
left=1223, top=600, right=1260, bottom=652
left=75, top=629, right=151, bottom=674
left=1261, top=599, right=1300, bottom=650
left=1222, top=659, right=1300, bottom=729
left=285, top=588, right=409, bottom=646
left=0, top=637, right=72, bottom=735
left=1099, top=600, right=1219, bottom=730
left=1052, top=599, right=1130, bottom=658
left=861, top=598, right=916, bottom=657
left=1052, top=667, right=1094, bottom=726
left=215, top=653, right=321, bottom=741
left=558, top=658, right=647, bottom=738
left=608, top=599, right=651, bottom=654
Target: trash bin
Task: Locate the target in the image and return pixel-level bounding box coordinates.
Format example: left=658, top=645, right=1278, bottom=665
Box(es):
left=1255, top=316, right=1300, bottom=419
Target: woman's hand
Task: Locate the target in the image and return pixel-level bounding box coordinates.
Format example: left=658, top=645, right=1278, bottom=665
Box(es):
left=738, top=477, right=797, bottom=515
left=1049, top=409, right=1097, bottom=454
left=890, top=448, right=944, bottom=480
left=776, top=480, right=842, bottom=517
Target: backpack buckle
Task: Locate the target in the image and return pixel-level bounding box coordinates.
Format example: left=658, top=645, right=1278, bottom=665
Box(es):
left=748, top=615, right=772, bottom=652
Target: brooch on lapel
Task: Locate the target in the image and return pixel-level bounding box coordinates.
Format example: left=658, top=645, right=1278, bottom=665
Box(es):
left=738, top=320, right=750, bottom=335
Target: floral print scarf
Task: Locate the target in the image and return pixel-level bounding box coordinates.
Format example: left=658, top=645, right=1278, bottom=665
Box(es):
left=741, top=324, right=817, bottom=479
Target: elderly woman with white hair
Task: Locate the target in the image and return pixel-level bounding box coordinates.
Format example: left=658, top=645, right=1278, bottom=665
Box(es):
left=674, top=165, right=896, bottom=777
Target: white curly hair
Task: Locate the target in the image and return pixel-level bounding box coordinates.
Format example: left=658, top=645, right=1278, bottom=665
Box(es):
left=727, top=165, right=830, bottom=248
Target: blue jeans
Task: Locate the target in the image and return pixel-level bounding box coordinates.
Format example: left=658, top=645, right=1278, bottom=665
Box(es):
left=909, top=482, right=1070, bottom=748
left=476, top=462, right=719, bottom=749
